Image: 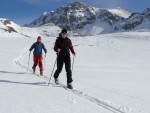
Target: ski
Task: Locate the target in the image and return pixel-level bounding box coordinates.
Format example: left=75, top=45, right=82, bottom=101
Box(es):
left=58, top=82, right=83, bottom=94
left=32, top=73, right=48, bottom=80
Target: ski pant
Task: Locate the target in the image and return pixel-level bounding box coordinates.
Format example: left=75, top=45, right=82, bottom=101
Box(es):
left=32, top=54, right=43, bottom=71
left=54, top=56, right=73, bottom=83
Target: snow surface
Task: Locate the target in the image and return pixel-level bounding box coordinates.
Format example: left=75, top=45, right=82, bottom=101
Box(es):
left=77, top=20, right=113, bottom=35
left=0, top=27, right=150, bottom=113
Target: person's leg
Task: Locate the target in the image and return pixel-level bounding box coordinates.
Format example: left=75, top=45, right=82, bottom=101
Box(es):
left=38, top=55, right=43, bottom=71
left=65, top=56, right=73, bottom=84
left=53, top=58, right=63, bottom=79
left=37, top=55, right=43, bottom=75
left=32, top=55, right=38, bottom=73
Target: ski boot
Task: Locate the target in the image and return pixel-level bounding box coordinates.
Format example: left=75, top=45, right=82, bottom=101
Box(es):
left=40, top=70, right=43, bottom=76
left=33, top=69, right=36, bottom=74
left=67, top=83, right=73, bottom=89
left=54, top=78, right=59, bottom=85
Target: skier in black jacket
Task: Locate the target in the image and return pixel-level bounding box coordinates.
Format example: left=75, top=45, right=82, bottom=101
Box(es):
left=53, top=29, right=76, bottom=89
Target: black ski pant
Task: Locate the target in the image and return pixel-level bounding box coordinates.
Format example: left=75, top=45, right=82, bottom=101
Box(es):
left=54, top=56, right=73, bottom=83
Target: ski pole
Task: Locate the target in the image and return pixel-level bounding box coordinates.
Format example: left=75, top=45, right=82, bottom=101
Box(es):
left=72, top=56, right=75, bottom=71
left=48, top=56, right=57, bottom=86
left=72, top=55, right=75, bottom=72
left=27, top=51, right=31, bottom=73
left=44, top=53, right=46, bottom=67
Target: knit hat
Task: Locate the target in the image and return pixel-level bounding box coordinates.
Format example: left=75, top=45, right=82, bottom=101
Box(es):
left=61, top=29, right=67, bottom=34
left=37, top=36, right=42, bottom=40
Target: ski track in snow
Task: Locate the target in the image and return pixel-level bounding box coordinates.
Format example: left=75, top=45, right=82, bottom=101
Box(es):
left=13, top=45, right=129, bottom=113
left=54, top=83, right=128, bottom=113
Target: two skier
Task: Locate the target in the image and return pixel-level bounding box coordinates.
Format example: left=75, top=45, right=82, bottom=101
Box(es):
left=29, top=29, right=75, bottom=89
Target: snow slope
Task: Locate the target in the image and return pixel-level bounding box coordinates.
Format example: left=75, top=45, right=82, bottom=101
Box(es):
left=107, top=7, right=131, bottom=18
left=0, top=18, right=61, bottom=38
left=0, top=31, right=150, bottom=113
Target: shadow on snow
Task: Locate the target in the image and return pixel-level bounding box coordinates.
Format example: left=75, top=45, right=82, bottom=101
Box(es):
left=0, top=70, right=48, bottom=86
left=0, top=79, right=48, bottom=86
left=0, top=70, right=26, bottom=75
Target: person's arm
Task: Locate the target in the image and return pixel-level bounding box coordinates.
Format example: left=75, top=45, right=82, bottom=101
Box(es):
left=69, top=40, right=75, bottom=55
left=54, top=39, right=61, bottom=52
left=42, top=43, right=47, bottom=53
left=29, top=43, right=35, bottom=51
left=54, top=40, right=58, bottom=52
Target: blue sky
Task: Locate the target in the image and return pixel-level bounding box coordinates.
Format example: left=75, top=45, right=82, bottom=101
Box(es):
left=0, top=0, right=150, bottom=25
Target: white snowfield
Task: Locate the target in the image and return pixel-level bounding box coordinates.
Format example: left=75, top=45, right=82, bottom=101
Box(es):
left=0, top=30, right=150, bottom=113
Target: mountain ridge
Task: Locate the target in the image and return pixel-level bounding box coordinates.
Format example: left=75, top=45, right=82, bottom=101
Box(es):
left=1, top=2, right=150, bottom=36
left=28, top=2, right=132, bottom=35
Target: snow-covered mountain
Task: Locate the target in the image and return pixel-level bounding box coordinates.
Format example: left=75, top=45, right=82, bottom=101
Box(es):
left=28, top=2, right=131, bottom=35
left=28, top=2, right=150, bottom=35
left=1, top=2, right=150, bottom=36
left=0, top=18, right=19, bottom=33
left=0, top=18, right=61, bottom=38
left=115, top=8, right=150, bottom=31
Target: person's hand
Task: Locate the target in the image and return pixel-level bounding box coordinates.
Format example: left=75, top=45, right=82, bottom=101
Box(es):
left=57, top=48, right=61, bottom=52
left=73, top=52, right=76, bottom=56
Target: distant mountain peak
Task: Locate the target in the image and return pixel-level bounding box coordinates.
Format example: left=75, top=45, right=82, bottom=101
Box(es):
left=68, top=1, right=86, bottom=6
left=43, top=12, right=48, bottom=16
left=142, top=8, right=150, bottom=14
left=65, top=1, right=91, bottom=13
left=28, top=2, right=134, bottom=35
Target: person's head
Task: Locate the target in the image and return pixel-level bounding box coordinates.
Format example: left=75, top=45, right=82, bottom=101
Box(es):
left=37, top=36, right=42, bottom=42
left=61, top=29, right=67, bottom=38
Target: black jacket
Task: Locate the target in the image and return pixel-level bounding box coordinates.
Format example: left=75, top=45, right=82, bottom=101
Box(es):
left=54, top=37, right=75, bottom=58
